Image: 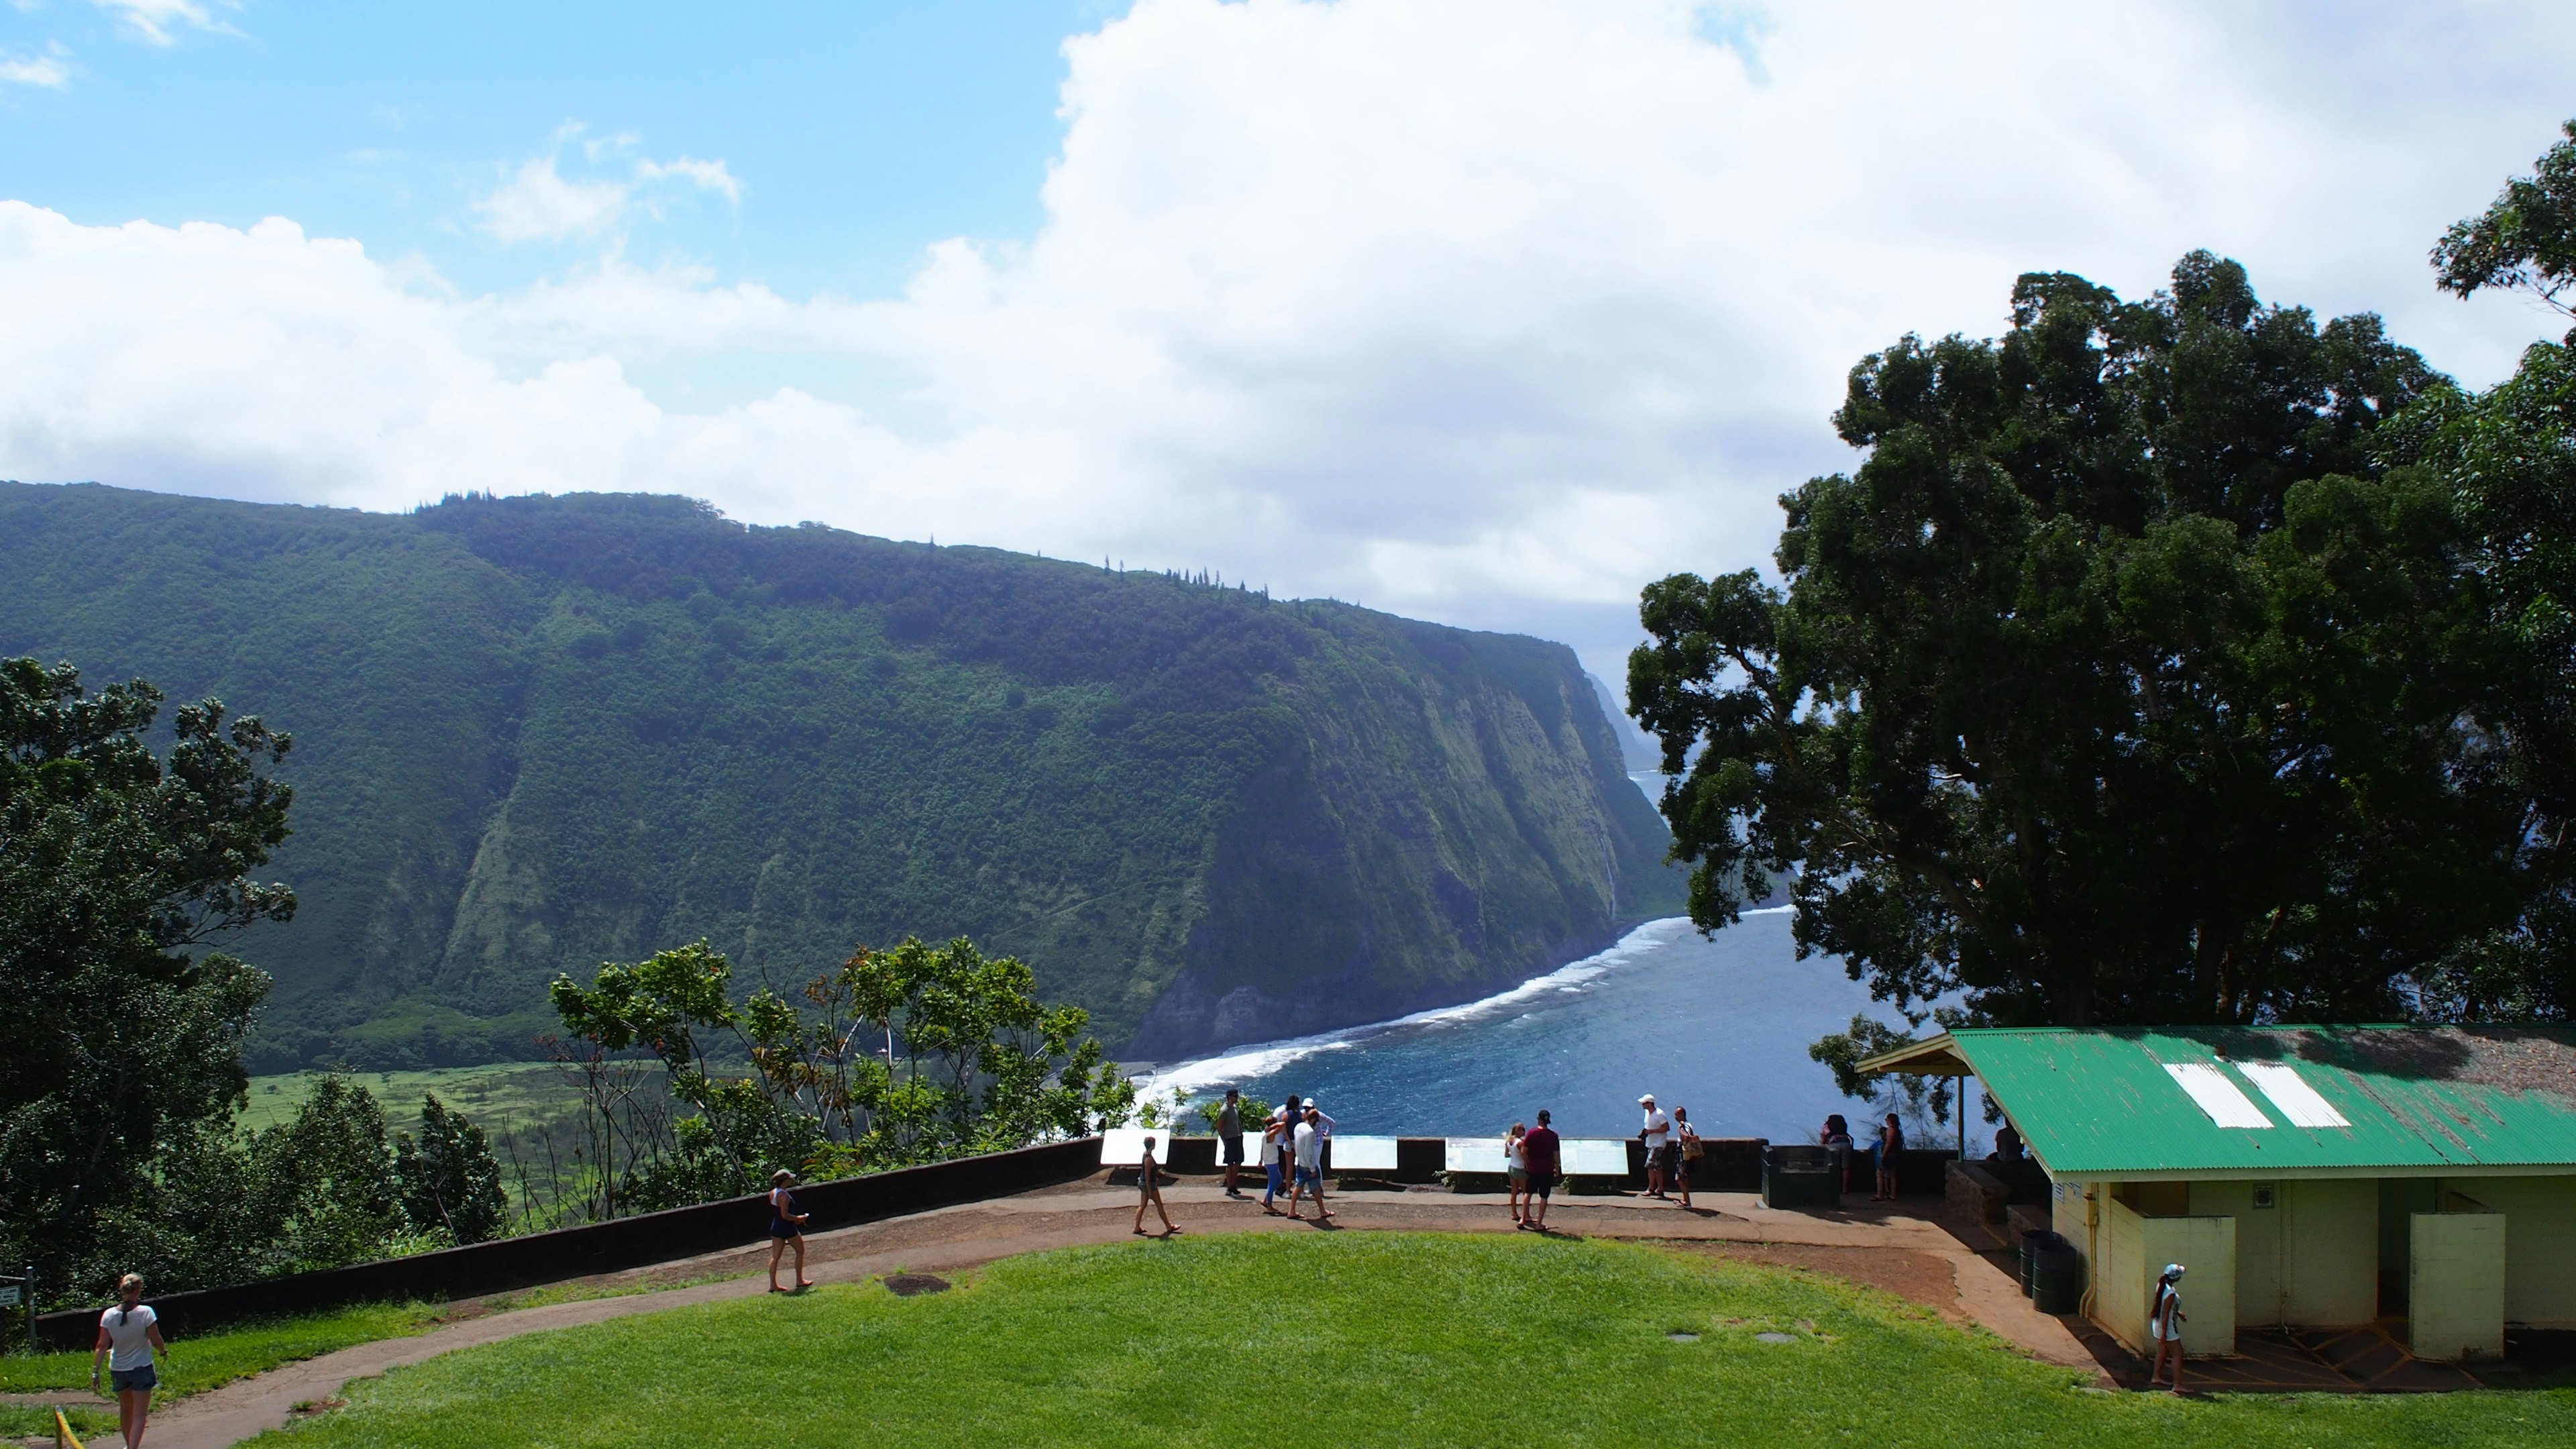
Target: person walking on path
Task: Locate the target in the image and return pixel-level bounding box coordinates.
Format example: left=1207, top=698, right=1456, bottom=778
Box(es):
left=2148, top=1265, right=2188, bottom=1393
left=1872, top=1112, right=1905, bottom=1201
left=1134, top=1134, right=1182, bottom=1236
left=1519, top=1111, right=1562, bottom=1232
left=1218, top=1088, right=1246, bottom=1199
left=1639, top=1093, right=1672, bottom=1199
left=93, top=1273, right=170, bottom=1449
left=767, top=1169, right=814, bottom=1292
left=1504, top=1122, right=1531, bottom=1224
left=1672, top=1107, right=1701, bottom=1210
left=1287, top=1108, right=1333, bottom=1222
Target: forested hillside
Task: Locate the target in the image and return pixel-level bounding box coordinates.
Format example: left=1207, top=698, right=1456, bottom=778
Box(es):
left=0, top=482, right=1680, bottom=1069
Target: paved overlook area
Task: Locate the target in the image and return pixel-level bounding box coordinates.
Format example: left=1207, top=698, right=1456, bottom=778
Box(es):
left=25, top=1175, right=2514, bottom=1444
left=9, top=1177, right=2438, bottom=1448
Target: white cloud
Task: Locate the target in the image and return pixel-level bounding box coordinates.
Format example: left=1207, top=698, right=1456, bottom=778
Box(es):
left=474, top=144, right=743, bottom=243
left=474, top=157, right=632, bottom=244
left=634, top=156, right=742, bottom=205
left=7, top=0, right=2575, bottom=682
left=0, top=44, right=72, bottom=87
left=90, top=0, right=231, bottom=46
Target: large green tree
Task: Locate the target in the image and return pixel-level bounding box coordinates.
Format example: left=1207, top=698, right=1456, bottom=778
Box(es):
left=1629, top=254, right=2528, bottom=1028
left=2405, top=119, right=2576, bottom=1020
left=0, top=658, right=294, bottom=1291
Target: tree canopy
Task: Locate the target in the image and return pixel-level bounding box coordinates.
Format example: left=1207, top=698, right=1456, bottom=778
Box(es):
left=1, top=657, right=294, bottom=1287
left=1629, top=253, right=2530, bottom=1028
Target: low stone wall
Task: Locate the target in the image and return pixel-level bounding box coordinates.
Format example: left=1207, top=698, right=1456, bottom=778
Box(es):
left=35, top=1137, right=1100, bottom=1349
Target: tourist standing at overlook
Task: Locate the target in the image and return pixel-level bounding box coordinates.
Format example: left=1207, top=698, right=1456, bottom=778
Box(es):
left=93, top=1273, right=170, bottom=1449
left=1504, top=1122, right=1530, bottom=1225
left=1672, top=1107, right=1699, bottom=1210
left=767, top=1170, right=812, bottom=1293
left=1872, top=1112, right=1904, bottom=1202
left=1519, top=1111, right=1561, bottom=1232
left=1218, top=1088, right=1246, bottom=1199
left=1134, top=1134, right=1180, bottom=1236
left=1260, top=1107, right=1289, bottom=1214
left=1639, top=1093, right=1672, bottom=1199
left=1289, top=1107, right=1332, bottom=1222
left=1821, top=1114, right=1854, bottom=1194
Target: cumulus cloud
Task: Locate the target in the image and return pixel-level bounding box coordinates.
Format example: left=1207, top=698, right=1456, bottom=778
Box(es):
left=89, top=0, right=232, bottom=47
left=7, top=0, right=2575, bottom=679
left=474, top=143, right=743, bottom=243
left=0, top=44, right=72, bottom=87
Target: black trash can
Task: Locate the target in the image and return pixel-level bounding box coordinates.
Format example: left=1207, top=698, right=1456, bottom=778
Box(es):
left=2031, top=1238, right=2084, bottom=1316
left=1762, top=1144, right=1839, bottom=1210
left=2017, top=1230, right=2052, bottom=1298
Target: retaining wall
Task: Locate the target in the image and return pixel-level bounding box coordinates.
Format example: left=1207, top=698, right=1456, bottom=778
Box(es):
left=36, top=1137, right=1100, bottom=1349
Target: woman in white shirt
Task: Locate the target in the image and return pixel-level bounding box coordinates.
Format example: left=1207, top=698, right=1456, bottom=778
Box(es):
left=92, top=1273, right=171, bottom=1449
left=1504, top=1123, right=1530, bottom=1224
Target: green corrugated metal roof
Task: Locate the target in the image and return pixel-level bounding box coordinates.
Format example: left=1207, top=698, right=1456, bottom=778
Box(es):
left=1940, top=1026, right=2576, bottom=1179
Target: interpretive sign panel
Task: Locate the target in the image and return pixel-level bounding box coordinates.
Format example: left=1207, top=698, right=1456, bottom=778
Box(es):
left=1328, top=1136, right=1399, bottom=1173
left=1099, top=1128, right=1159, bottom=1167
left=1444, top=1137, right=1507, bottom=1174
left=1560, top=1139, right=1630, bottom=1177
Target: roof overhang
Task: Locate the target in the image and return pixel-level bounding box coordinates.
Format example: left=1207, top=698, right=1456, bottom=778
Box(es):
left=1855, top=1032, right=1971, bottom=1077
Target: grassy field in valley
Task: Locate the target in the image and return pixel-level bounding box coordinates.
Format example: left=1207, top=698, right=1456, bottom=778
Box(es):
left=0, top=1301, right=447, bottom=1440
left=236, top=1062, right=598, bottom=1134
left=241, top=1234, right=2576, bottom=1449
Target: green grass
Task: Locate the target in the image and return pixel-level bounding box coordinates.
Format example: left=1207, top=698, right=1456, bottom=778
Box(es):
left=0, top=1300, right=446, bottom=1404
left=238, top=1063, right=594, bottom=1134
left=241, top=1234, right=2576, bottom=1448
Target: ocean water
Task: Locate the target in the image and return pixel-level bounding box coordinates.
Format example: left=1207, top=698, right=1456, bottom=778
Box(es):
left=1138, top=910, right=1929, bottom=1144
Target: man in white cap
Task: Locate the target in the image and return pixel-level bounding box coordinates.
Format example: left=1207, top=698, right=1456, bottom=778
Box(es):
left=2148, top=1263, right=2188, bottom=1393
left=1639, top=1093, right=1672, bottom=1199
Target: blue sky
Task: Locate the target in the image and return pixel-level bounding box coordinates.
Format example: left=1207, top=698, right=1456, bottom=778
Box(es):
left=3, top=2, right=1106, bottom=298
left=3, top=1, right=2573, bottom=682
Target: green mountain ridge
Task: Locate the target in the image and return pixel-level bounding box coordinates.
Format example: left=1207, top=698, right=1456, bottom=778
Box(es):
left=0, top=482, right=1683, bottom=1069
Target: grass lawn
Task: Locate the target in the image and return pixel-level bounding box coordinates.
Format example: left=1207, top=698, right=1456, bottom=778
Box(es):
left=0, top=1301, right=447, bottom=1441
left=241, top=1234, right=2576, bottom=1448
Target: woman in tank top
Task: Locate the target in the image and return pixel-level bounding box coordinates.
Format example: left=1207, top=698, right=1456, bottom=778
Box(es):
left=1505, top=1123, right=1530, bottom=1224
left=767, top=1169, right=813, bottom=1293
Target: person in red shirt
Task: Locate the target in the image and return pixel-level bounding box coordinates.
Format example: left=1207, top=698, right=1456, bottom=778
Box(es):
left=1519, top=1110, right=1562, bottom=1233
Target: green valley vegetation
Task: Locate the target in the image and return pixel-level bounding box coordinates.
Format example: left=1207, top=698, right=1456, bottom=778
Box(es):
left=527, top=936, right=1134, bottom=1220
left=0, top=485, right=1681, bottom=1073
left=239, top=1235, right=2575, bottom=1448
left=1634, top=121, right=2576, bottom=1053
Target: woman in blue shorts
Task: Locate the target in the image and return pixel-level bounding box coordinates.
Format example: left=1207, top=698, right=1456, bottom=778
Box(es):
left=93, top=1273, right=171, bottom=1449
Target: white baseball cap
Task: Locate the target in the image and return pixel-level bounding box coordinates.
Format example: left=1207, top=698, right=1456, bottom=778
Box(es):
left=1639, top=1093, right=1656, bottom=1104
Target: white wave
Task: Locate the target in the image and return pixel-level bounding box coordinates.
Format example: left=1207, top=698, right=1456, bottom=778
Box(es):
left=1135, top=917, right=1695, bottom=1099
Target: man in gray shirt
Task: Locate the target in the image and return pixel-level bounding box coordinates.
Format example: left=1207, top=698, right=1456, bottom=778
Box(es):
left=1218, top=1087, right=1246, bottom=1198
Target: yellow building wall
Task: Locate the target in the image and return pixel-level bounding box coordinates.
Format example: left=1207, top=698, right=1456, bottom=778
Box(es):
left=2092, top=1195, right=2237, bottom=1355
left=2410, top=1212, right=2506, bottom=1361
left=2190, top=1180, right=2282, bottom=1326
left=2455, top=1175, right=2576, bottom=1328
left=2278, top=1177, right=2377, bottom=1327
left=2142, top=1213, right=2237, bottom=1356
left=2098, top=1197, right=2151, bottom=1352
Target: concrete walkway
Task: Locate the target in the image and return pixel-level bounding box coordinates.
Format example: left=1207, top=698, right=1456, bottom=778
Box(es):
left=81, top=1181, right=2088, bottom=1449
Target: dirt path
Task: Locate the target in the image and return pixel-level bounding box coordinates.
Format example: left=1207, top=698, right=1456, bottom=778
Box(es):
left=101, top=1183, right=2086, bottom=1449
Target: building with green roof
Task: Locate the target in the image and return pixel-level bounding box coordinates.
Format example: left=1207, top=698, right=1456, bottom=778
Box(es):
left=1861, top=1026, right=2576, bottom=1363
